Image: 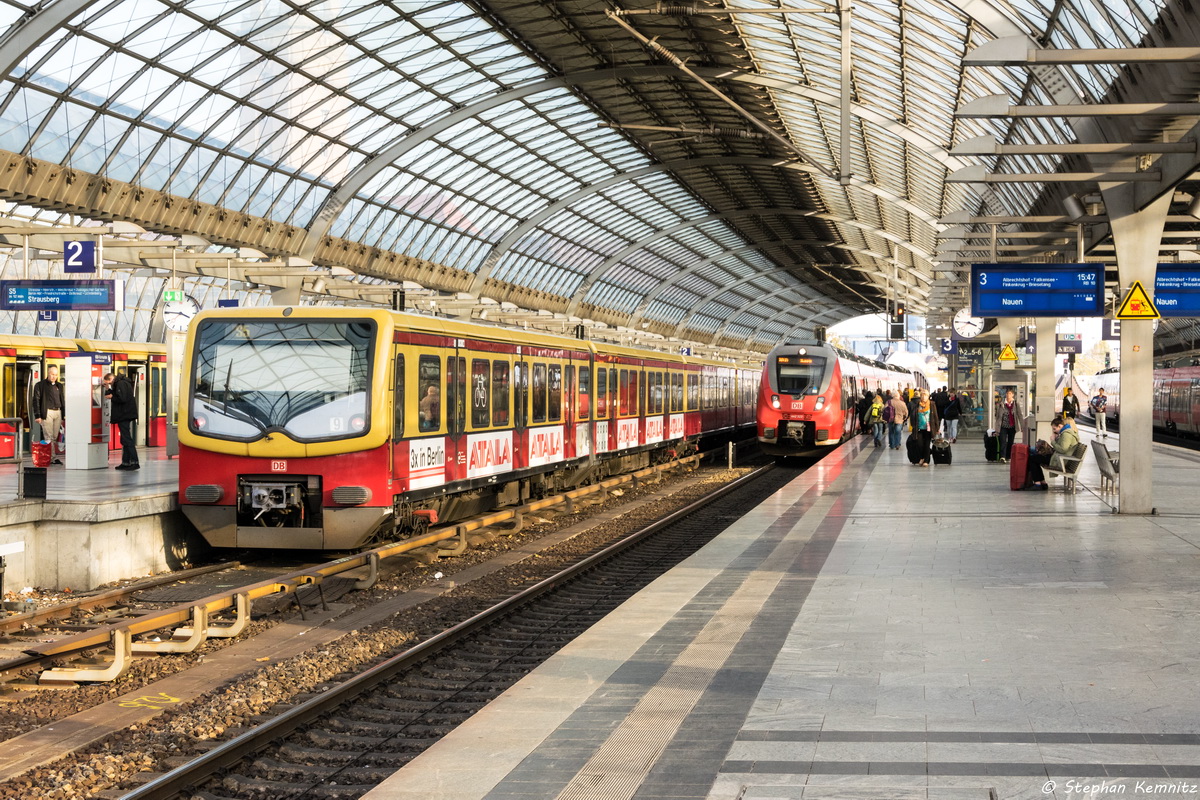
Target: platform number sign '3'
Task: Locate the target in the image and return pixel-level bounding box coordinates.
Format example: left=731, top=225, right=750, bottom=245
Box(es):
left=64, top=241, right=96, bottom=273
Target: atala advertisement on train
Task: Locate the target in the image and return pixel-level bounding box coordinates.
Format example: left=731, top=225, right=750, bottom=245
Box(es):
left=467, top=431, right=513, bottom=478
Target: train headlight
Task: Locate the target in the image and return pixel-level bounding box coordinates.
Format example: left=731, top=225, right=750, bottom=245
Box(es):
left=771, top=394, right=781, bottom=409
left=350, top=415, right=366, bottom=431
left=798, top=347, right=807, bottom=356
left=194, top=414, right=208, bottom=430
left=815, top=396, right=826, bottom=410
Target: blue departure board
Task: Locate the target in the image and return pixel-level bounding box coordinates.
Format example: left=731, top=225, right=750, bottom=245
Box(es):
left=0, top=280, right=123, bottom=311
left=971, top=264, right=1105, bottom=317
left=1154, top=266, right=1200, bottom=317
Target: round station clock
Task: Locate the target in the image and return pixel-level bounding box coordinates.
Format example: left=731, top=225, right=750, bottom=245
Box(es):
left=163, top=295, right=201, bottom=333
left=952, top=308, right=985, bottom=339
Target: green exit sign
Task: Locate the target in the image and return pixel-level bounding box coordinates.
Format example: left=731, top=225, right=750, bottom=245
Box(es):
left=163, top=289, right=184, bottom=302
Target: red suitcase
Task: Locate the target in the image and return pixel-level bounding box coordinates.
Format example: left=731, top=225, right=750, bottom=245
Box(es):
left=1009, top=444, right=1031, bottom=490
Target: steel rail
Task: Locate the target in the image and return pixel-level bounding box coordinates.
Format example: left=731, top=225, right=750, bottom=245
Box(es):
left=119, top=462, right=774, bottom=800
left=0, top=451, right=709, bottom=682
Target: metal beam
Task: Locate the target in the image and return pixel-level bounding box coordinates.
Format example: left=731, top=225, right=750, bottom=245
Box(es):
left=711, top=286, right=823, bottom=343
left=0, top=1, right=92, bottom=79
left=947, top=166, right=1160, bottom=182
left=950, top=135, right=1197, bottom=157
left=957, top=95, right=1200, bottom=118
left=965, top=37, right=1200, bottom=66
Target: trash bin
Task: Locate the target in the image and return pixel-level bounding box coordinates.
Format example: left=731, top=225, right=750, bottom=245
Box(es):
left=23, top=467, right=46, bottom=499
left=31, top=441, right=51, bottom=468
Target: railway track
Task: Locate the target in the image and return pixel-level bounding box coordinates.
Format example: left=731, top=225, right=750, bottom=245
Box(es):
left=115, top=461, right=799, bottom=800
left=0, top=450, right=730, bottom=688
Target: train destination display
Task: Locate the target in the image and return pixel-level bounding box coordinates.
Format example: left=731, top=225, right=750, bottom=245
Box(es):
left=970, top=264, right=1105, bottom=318
left=0, top=280, right=123, bottom=311
left=1154, top=266, right=1200, bottom=317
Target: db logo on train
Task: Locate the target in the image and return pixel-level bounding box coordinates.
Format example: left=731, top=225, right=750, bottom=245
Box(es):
left=271, top=460, right=287, bottom=472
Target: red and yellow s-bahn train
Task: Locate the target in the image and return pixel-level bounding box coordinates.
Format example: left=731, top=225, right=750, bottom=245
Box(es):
left=178, top=306, right=760, bottom=551
left=756, top=342, right=928, bottom=456
left=0, top=335, right=168, bottom=456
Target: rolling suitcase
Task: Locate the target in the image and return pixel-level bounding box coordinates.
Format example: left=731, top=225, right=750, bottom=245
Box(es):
left=984, top=431, right=1000, bottom=462
left=931, top=438, right=952, bottom=465
left=1009, top=444, right=1031, bottom=490
left=905, top=433, right=923, bottom=464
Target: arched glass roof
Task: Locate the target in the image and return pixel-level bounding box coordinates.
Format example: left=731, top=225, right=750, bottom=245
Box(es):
left=0, top=0, right=1192, bottom=348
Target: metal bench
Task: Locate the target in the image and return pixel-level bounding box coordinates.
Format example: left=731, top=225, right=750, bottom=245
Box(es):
left=1043, top=442, right=1088, bottom=493
left=1091, top=440, right=1118, bottom=493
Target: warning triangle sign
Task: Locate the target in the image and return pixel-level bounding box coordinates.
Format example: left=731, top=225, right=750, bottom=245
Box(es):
left=998, top=344, right=1018, bottom=360
left=1115, top=280, right=1160, bottom=320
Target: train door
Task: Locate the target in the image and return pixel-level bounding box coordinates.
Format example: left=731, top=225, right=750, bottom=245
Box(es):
left=513, top=358, right=528, bottom=469
left=0, top=351, right=17, bottom=457
left=127, top=363, right=148, bottom=446
left=147, top=357, right=168, bottom=446
left=11, top=359, right=40, bottom=446
left=563, top=363, right=576, bottom=459
left=1189, top=377, right=1200, bottom=436
left=445, top=353, right=466, bottom=482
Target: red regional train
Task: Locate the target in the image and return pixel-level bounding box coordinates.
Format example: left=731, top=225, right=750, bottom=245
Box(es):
left=178, top=306, right=760, bottom=550
left=756, top=341, right=928, bottom=456
left=1087, top=361, right=1200, bottom=437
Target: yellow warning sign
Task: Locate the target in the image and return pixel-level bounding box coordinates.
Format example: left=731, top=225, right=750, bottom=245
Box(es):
left=1115, top=280, right=1160, bottom=320
left=998, top=344, right=1018, bottom=361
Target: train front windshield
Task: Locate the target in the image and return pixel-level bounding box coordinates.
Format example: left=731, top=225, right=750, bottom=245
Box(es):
left=190, top=319, right=375, bottom=442
left=776, top=357, right=827, bottom=395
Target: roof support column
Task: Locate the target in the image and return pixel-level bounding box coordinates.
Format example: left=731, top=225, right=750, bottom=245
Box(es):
left=1101, top=183, right=1171, bottom=515
left=1033, top=317, right=1057, bottom=442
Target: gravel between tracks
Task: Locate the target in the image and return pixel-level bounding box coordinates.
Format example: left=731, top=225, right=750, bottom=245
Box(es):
left=0, top=464, right=756, bottom=800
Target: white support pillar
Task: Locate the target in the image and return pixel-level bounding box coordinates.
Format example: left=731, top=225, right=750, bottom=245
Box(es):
left=1100, top=183, right=1171, bottom=515
left=1033, top=317, right=1057, bottom=441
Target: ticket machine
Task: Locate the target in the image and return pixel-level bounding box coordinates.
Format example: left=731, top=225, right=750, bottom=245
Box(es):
left=65, top=354, right=110, bottom=469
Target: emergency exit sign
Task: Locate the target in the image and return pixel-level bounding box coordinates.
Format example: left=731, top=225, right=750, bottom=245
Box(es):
left=163, top=289, right=184, bottom=302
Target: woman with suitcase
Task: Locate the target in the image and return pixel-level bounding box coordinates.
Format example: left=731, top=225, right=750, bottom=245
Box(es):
left=910, top=388, right=940, bottom=467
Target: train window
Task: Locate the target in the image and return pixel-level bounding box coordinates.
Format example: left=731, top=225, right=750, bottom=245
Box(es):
left=578, top=365, right=591, bottom=420
left=549, top=365, right=562, bottom=421
left=471, top=359, right=490, bottom=428
left=532, top=363, right=547, bottom=423
left=609, top=367, right=618, bottom=417
left=687, top=372, right=698, bottom=410
left=721, top=374, right=730, bottom=408
left=776, top=357, right=826, bottom=395
left=703, top=373, right=713, bottom=410
left=492, top=361, right=510, bottom=427
left=597, top=367, right=607, bottom=417
left=418, top=355, right=441, bottom=432
left=514, top=361, right=528, bottom=427
left=619, top=369, right=630, bottom=415
left=447, top=357, right=465, bottom=434
left=394, top=355, right=405, bottom=438
left=632, top=371, right=641, bottom=416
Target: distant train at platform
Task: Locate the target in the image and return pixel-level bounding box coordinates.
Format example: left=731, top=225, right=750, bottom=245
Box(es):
left=756, top=341, right=928, bottom=457
left=177, top=307, right=760, bottom=551
left=1086, top=362, right=1200, bottom=437
left=0, top=335, right=168, bottom=456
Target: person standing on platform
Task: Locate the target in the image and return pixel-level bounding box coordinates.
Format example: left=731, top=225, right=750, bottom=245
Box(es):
left=1090, top=387, right=1108, bottom=437
left=913, top=388, right=940, bottom=467
left=887, top=390, right=908, bottom=450
left=1062, top=388, right=1080, bottom=421
left=868, top=392, right=886, bottom=447
left=32, top=364, right=64, bottom=465
left=941, top=390, right=962, bottom=443
left=995, top=388, right=1021, bottom=462
left=107, top=370, right=140, bottom=471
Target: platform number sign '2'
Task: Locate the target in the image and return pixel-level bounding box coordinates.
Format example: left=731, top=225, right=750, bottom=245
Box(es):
left=63, top=241, right=97, bottom=273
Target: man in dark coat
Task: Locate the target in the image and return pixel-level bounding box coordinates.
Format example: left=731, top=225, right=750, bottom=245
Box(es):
left=106, top=371, right=140, bottom=470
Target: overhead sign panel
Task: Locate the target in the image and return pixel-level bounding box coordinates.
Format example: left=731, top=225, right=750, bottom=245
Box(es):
left=970, top=264, right=1105, bottom=318
left=1153, top=266, right=1200, bottom=316
left=0, top=280, right=124, bottom=311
